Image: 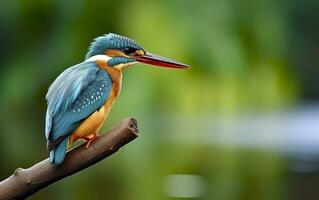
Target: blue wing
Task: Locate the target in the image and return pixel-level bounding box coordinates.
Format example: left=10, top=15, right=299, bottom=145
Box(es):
left=45, top=61, right=112, bottom=145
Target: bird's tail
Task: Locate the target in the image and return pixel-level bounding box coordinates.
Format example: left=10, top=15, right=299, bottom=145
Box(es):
left=49, top=137, right=69, bottom=165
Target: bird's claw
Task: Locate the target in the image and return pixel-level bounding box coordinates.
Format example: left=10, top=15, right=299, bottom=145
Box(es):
left=85, top=135, right=99, bottom=148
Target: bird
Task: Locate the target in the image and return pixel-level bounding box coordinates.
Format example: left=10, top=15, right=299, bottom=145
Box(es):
left=45, top=33, right=190, bottom=165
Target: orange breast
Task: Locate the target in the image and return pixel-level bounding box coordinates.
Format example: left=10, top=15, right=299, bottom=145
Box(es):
left=69, top=62, right=122, bottom=146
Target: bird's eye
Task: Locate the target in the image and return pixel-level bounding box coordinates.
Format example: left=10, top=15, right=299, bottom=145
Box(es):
left=123, top=47, right=135, bottom=55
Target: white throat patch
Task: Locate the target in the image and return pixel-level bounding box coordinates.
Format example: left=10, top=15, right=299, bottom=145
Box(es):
left=86, top=55, right=111, bottom=62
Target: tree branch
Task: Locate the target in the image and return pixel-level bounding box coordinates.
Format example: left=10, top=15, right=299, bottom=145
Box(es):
left=0, top=118, right=139, bottom=200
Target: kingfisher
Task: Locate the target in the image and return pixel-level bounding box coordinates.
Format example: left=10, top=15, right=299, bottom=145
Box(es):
left=45, top=33, right=190, bottom=165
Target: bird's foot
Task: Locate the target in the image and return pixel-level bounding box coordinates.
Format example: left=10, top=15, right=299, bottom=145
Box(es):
left=85, top=135, right=99, bottom=148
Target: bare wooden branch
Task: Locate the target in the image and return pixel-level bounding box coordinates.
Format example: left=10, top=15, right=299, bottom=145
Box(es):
left=0, top=118, right=139, bottom=200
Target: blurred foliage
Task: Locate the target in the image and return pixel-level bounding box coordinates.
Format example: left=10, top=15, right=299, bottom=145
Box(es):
left=0, top=0, right=317, bottom=199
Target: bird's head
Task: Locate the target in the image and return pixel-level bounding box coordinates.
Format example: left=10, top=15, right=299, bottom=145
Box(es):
left=85, top=33, right=190, bottom=71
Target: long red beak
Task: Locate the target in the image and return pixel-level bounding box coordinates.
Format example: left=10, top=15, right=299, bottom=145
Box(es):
left=134, top=52, right=190, bottom=69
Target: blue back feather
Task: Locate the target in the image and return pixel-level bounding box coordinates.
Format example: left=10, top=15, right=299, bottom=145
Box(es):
left=45, top=61, right=112, bottom=143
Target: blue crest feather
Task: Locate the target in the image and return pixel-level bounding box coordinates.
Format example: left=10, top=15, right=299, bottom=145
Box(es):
left=85, top=33, right=144, bottom=59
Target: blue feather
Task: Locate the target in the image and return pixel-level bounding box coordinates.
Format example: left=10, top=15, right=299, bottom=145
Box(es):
left=49, top=137, right=69, bottom=165
left=85, top=33, right=144, bottom=59
left=45, top=61, right=112, bottom=164
left=108, top=57, right=136, bottom=67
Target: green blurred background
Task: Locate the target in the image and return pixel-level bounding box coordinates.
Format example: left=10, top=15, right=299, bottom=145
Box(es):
left=0, top=0, right=319, bottom=199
